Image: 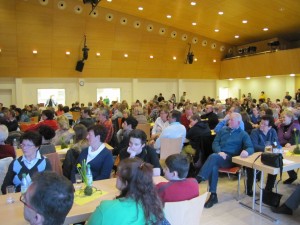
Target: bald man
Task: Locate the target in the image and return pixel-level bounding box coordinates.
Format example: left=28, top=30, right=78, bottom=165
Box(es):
left=201, top=104, right=219, bottom=129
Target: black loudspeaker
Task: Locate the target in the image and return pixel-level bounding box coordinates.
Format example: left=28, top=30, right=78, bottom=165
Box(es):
left=75, top=60, right=84, bottom=72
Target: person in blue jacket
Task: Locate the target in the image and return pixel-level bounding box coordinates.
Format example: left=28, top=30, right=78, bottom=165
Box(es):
left=71, top=124, right=113, bottom=182
left=196, top=113, right=254, bottom=208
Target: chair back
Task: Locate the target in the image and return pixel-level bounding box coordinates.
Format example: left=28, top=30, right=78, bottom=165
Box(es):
left=160, top=137, right=182, bottom=160
left=136, top=123, right=151, bottom=141
left=0, top=157, right=13, bottom=194
left=71, top=111, right=81, bottom=122
left=164, top=192, right=208, bottom=225
left=45, top=152, right=63, bottom=176
left=30, top=116, right=39, bottom=123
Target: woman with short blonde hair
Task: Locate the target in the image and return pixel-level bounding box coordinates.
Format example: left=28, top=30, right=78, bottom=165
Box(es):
left=51, top=115, right=74, bottom=145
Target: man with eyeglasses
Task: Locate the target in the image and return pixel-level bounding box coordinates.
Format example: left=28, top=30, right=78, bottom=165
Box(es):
left=246, top=115, right=279, bottom=196
left=1, top=131, right=52, bottom=194
left=20, top=171, right=74, bottom=225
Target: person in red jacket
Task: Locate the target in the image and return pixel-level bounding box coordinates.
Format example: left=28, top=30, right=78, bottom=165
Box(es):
left=25, top=110, right=58, bottom=132
left=156, top=154, right=199, bottom=203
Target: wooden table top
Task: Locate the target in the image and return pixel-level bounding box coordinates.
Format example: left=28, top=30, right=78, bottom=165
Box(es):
left=0, top=176, right=167, bottom=225
left=232, top=148, right=300, bottom=175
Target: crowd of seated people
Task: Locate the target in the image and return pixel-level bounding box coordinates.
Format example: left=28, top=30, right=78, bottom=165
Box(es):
left=1, top=90, right=300, bottom=222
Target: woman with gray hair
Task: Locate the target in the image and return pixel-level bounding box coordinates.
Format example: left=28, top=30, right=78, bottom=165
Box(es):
left=0, top=125, right=16, bottom=159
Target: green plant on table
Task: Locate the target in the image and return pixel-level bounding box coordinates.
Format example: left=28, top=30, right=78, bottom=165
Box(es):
left=76, top=160, right=93, bottom=196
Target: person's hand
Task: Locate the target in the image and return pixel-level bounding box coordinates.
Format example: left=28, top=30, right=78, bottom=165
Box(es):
left=218, top=152, right=227, bottom=160
left=240, top=150, right=249, bottom=158
left=285, top=143, right=291, bottom=148
left=127, top=147, right=136, bottom=158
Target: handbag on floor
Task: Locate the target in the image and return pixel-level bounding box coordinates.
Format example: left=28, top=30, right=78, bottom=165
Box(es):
left=262, top=189, right=282, bottom=207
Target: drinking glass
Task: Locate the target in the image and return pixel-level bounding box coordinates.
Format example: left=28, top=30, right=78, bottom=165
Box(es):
left=75, top=174, right=82, bottom=190
left=265, top=141, right=272, bottom=152
left=6, top=185, right=15, bottom=204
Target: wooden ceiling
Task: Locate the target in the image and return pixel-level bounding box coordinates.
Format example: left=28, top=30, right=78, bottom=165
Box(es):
left=99, top=0, right=300, bottom=46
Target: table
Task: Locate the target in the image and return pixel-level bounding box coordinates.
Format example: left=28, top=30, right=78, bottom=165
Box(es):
left=0, top=176, right=167, bottom=225
left=16, top=143, right=114, bottom=160
left=232, top=150, right=300, bottom=222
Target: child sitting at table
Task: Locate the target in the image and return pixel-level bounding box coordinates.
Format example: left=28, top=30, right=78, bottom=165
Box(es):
left=156, top=154, right=199, bottom=203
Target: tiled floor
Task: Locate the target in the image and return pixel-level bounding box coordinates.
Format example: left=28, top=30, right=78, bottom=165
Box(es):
left=199, top=173, right=300, bottom=225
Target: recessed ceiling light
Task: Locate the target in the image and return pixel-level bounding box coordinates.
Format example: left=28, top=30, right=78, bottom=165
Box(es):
left=242, top=20, right=248, bottom=24
left=266, top=75, right=271, bottom=78
left=263, top=28, right=269, bottom=31
left=173, top=56, right=176, bottom=60
left=246, top=77, right=250, bottom=80
left=138, top=7, right=143, bottom=11
left=166, top=15, right=171, bottom=19
left=149, top=55, right=154, bottom=59
left=213, top=59, right=217, bottom=63
left=66, top=51, right=70, bottom=55
left=192, top=22, right=197, bottom=26
left=191, top=2, right=196, bottom=6
left=290, top=73, right=295, bottom=77
left=124, top=54, right=128, bottom=58
left=194, top=58, right=197, bottom=61
left=229, top=78, right=233, bottom=81
left=218, top=11, right=224, bottom=15
left=32, top=50, right=38, bottom=54
left=214, top=29, right=219, bottom=32
left=234, top=35, right=239, bottom=39
left=107, top=0, right=112, bottom=2
left=96, top=52, right=101, bottom=56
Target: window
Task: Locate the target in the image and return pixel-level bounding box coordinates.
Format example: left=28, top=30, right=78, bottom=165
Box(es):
left=37, top=89, right=65, bottom=106
left=97, top=88, right=120, bottom=105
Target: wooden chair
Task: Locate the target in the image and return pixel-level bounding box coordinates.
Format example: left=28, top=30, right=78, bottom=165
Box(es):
left=45, top=152, right=63, bottom=176
left=30, top=116, right=39, bottom=123
left=136, top=123, right=151, bottom=141
left=160, top=137, right=182, bottom=161
left=71, top=111, right=81, bottom=122
left=219, top=166, right=242, bottom=200
left=164, top=192, right=208, bottom=225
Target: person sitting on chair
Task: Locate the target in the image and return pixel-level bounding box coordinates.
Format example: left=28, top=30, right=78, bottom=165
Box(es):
left=87, top=158, right=168, bottom=225
left=246, top=115, right=279, bottom=196
left=21, top=171, right=74, bottom=225
left=119, top=129, right=161, bottom=174
left=195, top=113, right=254, bottom=208
left=156, top=154, right=199, bottom=203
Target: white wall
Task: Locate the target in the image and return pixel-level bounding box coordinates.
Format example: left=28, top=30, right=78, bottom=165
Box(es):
left=0, top=76, right=296, bottom=107
left=227, top=76, right=295, bottom=101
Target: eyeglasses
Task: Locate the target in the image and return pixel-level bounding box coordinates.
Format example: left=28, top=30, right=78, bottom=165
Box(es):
left=20, top=195, right=36, bottom=211
left=20, top=144, right=35, bottom=148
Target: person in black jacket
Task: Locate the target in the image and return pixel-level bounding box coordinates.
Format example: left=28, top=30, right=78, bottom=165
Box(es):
left=201, top=105, right=219, bottom=129
left=185, top=114, right=211, bottom=167
left=119, top=129, right=161, bottom=171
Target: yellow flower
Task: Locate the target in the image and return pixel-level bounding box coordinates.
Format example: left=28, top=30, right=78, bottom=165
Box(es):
left=77, top=163, right=81, bottom=168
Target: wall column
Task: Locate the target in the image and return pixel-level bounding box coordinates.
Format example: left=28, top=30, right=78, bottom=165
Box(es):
left=132, top=78, right=138, bottom=103
left=15, top=78, right=23, bottom=106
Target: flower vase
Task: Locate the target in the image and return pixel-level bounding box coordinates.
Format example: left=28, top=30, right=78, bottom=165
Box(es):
left=293, top=145, right=300, bottom=154
left=84, top=185, right=93, bottom=196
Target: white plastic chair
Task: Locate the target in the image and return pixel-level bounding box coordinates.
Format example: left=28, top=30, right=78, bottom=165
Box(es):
left=0, top=157, right=13, bottom=194
left=164, top=192, right=208, bottom=225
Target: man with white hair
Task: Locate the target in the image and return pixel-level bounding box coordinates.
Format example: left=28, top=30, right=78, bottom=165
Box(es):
left=195, top=112, right=254, bottom=208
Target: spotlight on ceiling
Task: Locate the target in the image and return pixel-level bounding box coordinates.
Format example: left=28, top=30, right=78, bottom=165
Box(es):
left=83, top=0, right=101, bottom=15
